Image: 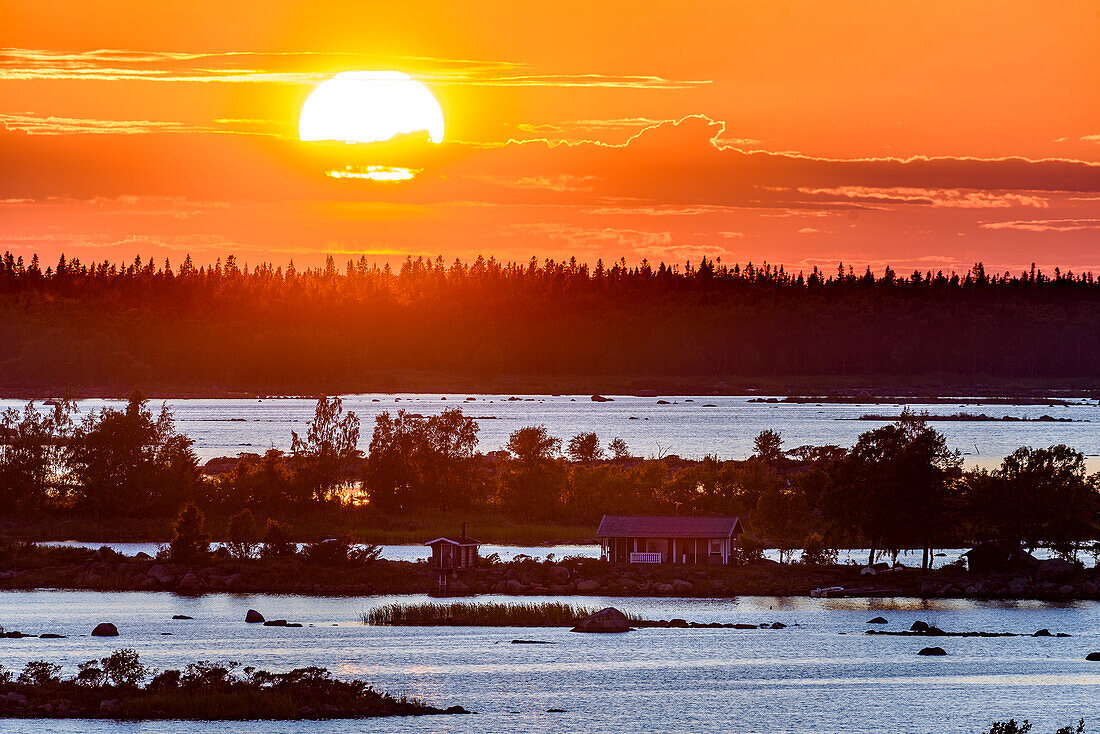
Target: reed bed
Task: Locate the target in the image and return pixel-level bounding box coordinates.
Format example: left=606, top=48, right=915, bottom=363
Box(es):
left=361, top=601, right=640, bottom=627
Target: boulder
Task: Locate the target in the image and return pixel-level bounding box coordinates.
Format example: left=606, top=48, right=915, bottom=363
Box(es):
left=245, top=609, right=265, bottom=623
left=99, top=698, right=122, bottom=715
left=910, top=620, right=930, bottom=633
left=39, top=634, right=65, bottom=639
left=1085, top=652, right=1100, bottom=661
left=505, top=579, right=528, bottom=593
left=172, top=615, right=194, bottom=620
left=91, top=623, right=118, bottom=637
left=867, top=617, right=888, bottom=624
left=146, top=564, right=175, bottom=585
left=1033, top=629, right=1052, bottom=637
left=1058, top=584, right=1076, bottom=596
left=1036, top=558, right=1079, bottom=583
left=263, top=619, right=288, bottom=627
left=668, top=618, right=689, bottom=628
left=654, top=583, right=675, bottom=594
left=177, top=573, right=200, bottom=590
left=1007, top=578, right=1029, bottom=595
left=135, top=551, right=152, bottom=560
left=671, top=579, right=695, bottom=594
left=571, top=607, right=632, bottom=633
left=770, top=622, right=787, bottom=629
left=917, top=646, right=947, bottom=656
left=575, top=579, right=601, bottom=593
left=590, top=394, right=613, bottom=402
left=547, top=566, right=570, bottom=584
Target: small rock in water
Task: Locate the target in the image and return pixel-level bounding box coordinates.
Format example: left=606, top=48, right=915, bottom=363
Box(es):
left=39, top=634, right=65, bottom=639
left=917, top=646, right=947, bottom=656
left=770, top=622, right=787, bottom=629
left=547, top=708, right=566, bottom=713
left=1085, top=652, right=1100, bottom=661
left=91, top=623, right=118, bottom=637
left=245, top=609, right=265, bottom=623
left=571, top=607, right=632, bottom=633
left=512, top=639, right=555, bottom=644
left=1033, top=629, right=1052, bottom=637
left=263, top=619, right=288, bottom=627
left=910, top=620, right=930, bottom=632
left=867, top=616, right=888, bottom=624
left=172, top=615, right=194, bottom=620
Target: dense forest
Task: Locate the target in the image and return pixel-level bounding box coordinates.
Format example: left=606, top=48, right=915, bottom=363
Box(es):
left=3, top=394, right=1097, bottom=565
left=1, top=252, right=1099, bottom=393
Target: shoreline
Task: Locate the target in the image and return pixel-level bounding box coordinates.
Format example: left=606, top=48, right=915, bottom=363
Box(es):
left=3, top=548, right=1097, bottom=602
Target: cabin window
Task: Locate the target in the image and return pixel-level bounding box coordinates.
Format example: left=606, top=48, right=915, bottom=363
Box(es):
left=710, top=540, right=722, bottom=554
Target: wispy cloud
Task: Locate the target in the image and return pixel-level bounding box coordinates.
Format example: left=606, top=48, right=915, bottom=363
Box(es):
left=798, top=186, right=1050, bottom=209
left=979, top=218, right=1100, bottom=232
left=0, top=48, right=710, bottom=89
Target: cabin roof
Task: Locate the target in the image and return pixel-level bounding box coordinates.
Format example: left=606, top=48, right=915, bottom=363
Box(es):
left=596, top=514, right=742, bottom=539
left=425, top=536, right=482, bottom=547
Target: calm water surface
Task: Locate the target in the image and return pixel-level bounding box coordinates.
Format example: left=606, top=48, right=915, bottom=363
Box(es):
left=0, top=591, right=1098, bottom=733
left=5, top=394, right=1097, bottom=470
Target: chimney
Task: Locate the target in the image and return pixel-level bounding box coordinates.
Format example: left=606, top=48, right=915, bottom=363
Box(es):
left=462, top=522, right=468, bottom=539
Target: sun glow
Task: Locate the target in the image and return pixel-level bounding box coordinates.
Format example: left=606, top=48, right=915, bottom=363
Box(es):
left=326, top=165, right=420, bottom=181
left=299, top=71, right=444, bottom=145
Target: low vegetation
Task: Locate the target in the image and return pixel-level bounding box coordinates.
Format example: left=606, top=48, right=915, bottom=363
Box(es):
left=984, top=720, right=1085, bottom=734
left=0, top=649, right=465, bottom=720
left=361, top=601, right=641, bottom=627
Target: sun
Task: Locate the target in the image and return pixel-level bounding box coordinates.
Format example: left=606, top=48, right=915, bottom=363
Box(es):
left=298, top=71, right=444, bottom=145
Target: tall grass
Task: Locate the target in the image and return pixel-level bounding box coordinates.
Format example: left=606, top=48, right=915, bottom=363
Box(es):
left=362, top=601, right=641, bottom=627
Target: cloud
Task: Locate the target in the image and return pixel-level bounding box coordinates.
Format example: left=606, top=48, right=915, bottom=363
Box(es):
left=979, top=218, right=1100, bottom=232
left=0, top=48, right=710, bottom=89
left=796, top=186, right=1049, bottom=209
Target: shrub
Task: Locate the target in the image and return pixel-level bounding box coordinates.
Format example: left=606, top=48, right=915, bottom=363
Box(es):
left=101, top=648, right=149, bottom=687
left=260, top=519, right=296, bottom=558
left=169, top=503, right=210, bottom=561
left=800, top=532, right=838, bottom=566
left=731, top=533, right=764, bottom=565
left=75, top=660, right=104, bottom=686
left=226, top=509, right=259, bottom=559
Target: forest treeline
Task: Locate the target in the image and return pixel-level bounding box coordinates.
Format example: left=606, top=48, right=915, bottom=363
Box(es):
left=3, top=394, right=1098, bottom=565
left=2, top=251, right=1100, bottom=392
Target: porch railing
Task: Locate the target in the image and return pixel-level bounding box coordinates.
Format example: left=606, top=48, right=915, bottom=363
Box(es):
left=629, top=552, right=663, bottom=564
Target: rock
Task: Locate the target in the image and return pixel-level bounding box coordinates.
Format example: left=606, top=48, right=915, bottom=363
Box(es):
left=146, top=564, right=175, bottom=585
left=505, top=579, right=528, bottom=593
left=732, top=623, right=757, bottom=629
left=1085, top=652, right=1100, bottom=661
left=263, top=619, right=288, bottom=627
left=547, top=566, right=570, bottom=584
left=1059, top=584, right=1076, bottom=596
left=135, top=551, right=152, bottom=560
left=285, top=623, right=303, bottom=628
left=1008, top=578, right=1029, bottom=595
left=444, top=705, right=470, bottom=714
left=590, top=394, right=613, bottom=402
left=177, top=573, right=200, bottom=590
left=39, top=633, right=65, bottom=639
left=668, top=618, right=689, bottom=628
left=512, top=639, right=555, bottom=644
left=571, top=607, right=632, bottom=633
left=99, top=698, right=122, bottom=715
left=1036, top=558, right=1079, bottom=583
left=575, top=579, right=601, bottom=593
left=910, top=621, right=930, bottom=633
left=867, top=617, right=888, bottom=624
left=770, top=622, right=787, bottom=629
left=654, top=583, right=675, bottom=594
left=172, top=615, right=194, bottom=620
left=917, top=646, right=947, bottom=656
left=1033, top=629, right=1052, bottom=637
left=245, top=609, right=265, bottom=623
left=91, top=623, right=118, bottom=637
left=671, top=579, right=695, bottom=594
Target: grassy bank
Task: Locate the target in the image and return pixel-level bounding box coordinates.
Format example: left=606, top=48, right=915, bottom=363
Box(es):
left=362, top=601, right=641, bottom=626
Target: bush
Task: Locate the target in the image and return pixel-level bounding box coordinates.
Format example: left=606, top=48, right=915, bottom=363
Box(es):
left=731, top=533, right=764, bottom=565
left=18, top=660, right=61, bottom=686
left=260, top=519, right=296, bottom=558
left=101, top=648, right=149, bottom=687
left=800, top=532, right=838, bottom=566
left=226, top=509, right=259, bottom=559
left=169, top=503, right=210, bottom=562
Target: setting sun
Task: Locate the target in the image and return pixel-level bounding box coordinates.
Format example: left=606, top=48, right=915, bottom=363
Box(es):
left=298, top=70, right=444, bottom=145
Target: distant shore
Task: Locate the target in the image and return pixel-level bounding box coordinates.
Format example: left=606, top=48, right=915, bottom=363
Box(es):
left=2, top=373, right=1098, bottom=401
left=4, top=545, right=1097, bottom=601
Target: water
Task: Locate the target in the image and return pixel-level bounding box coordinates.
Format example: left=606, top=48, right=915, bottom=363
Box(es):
left=6, top=394, right=1097, bottom=470
left=0, top=590, right=1098, bottom=733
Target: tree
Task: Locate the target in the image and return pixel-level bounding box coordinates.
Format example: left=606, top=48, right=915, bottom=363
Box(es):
left=168, top=503, right=210, bottom=562
left=752, top=429, right=784, bottom=466
left=752, top=486, right=811, bottom=563
left=608, top=437, right=630, bottom=460
left=66, top=391, right=197, bottom=516
left=291, top=396, right=360, bottom=504
left=821, top=411, right=960, bottom=568
left=0, top=397, right=77, bottom=514
left=567, top=432, right=603, bottom=463
left=226, top=509, right=259, bottom=559
left=502, top=426, right=564, bottom=519
left=18, top=661, right=61, bottom=686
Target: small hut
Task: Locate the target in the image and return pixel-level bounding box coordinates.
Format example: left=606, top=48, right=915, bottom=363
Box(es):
left=425, top=524, right=481, bottom=594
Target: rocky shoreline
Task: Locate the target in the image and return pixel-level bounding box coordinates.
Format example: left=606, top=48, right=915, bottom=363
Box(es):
left=2, top=545, right=1098, bottom=601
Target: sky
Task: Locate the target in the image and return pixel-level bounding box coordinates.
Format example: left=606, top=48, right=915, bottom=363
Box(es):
left=1, top=0, right=1098, bottom=273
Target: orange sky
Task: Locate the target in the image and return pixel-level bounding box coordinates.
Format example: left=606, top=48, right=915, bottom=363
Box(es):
left=1, top=0, right=1098, bottom=272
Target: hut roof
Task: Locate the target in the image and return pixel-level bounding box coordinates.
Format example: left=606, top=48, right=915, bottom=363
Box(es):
left=425, top=536, right=482, bottom=547
left=596, top=515, right=742, bottom=539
